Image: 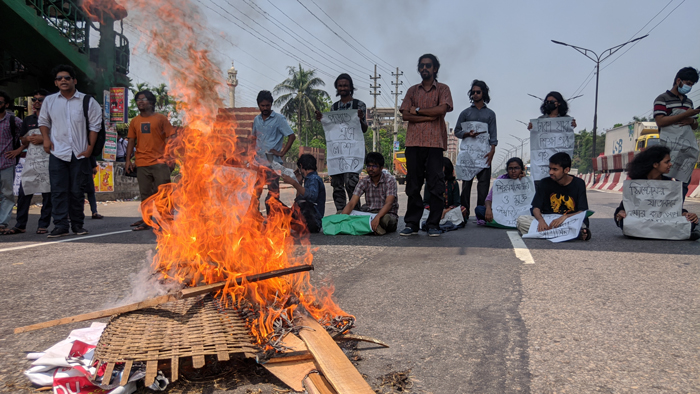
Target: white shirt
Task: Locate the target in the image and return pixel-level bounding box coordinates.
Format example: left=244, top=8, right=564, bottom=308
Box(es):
left=38, top=90, right=102, bottom=162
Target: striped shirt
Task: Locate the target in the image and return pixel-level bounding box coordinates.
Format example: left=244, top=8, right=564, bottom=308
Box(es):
left=653, top=90, right=694, bottom=118
left=399, top=81, right=453, bottom=150
left=0, top=111, right=24, bottom=170
left=353, top=171, right=399, bottom=216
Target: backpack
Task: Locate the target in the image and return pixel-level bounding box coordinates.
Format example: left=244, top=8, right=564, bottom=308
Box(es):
left=83, top=95, right=106, bottom=157
left=331, top=98, right=360, bottom=111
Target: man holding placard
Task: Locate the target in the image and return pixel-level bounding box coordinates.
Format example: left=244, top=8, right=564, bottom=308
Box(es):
left=653, top=67, right=700, bottom=199
left=454, top=80, right=497, bottom=220
left=398, top=54, right=453, bottom=237
left=316, top=74, right=368, bottom=213
left=517, top=152, right=591, bottom=241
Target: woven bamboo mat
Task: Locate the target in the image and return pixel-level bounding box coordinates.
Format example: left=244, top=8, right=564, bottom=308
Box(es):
left=92, top=294, right=257, bottom=386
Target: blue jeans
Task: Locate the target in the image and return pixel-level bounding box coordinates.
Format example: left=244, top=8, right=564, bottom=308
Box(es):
left=0, top=165, right=15, bottom=226
left=475, top=205, right=486, bottom=221
left=49, top=154, right=89, bottom=231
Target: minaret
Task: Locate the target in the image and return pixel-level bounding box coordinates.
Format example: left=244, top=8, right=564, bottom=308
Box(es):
left=226, top=61, right=238, bottom=108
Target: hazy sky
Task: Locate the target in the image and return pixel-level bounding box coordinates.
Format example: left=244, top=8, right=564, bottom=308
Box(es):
left=125, top=0, right=700, bottom=159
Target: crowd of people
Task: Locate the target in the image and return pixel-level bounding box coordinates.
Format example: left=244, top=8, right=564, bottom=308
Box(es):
left=0, top=59, right=698, bottom=241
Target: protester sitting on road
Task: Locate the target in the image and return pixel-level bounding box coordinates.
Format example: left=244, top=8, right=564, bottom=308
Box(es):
left=341, top=152, right=399, bottom=235
left=614, top=145, right=700, bottom=240
left=423, top=157, right=464, bottom=220
left=281, top=154, right=325, bottom=234
left=475, top=157, right=525, bottom=226
left=516, top=152, right=591, bottom=240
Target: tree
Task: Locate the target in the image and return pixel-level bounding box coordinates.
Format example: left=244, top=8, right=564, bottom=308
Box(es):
left=127, top=82, right=181, bottom=126
left=273, top=65, right=330, bottom=142
left=632, top=116, right=650, bottom=122
left=572, top=129, right=605, bottom=173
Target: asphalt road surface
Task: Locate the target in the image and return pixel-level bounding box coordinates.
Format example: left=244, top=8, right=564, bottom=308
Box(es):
left=1, top=184, right=698, bottom=393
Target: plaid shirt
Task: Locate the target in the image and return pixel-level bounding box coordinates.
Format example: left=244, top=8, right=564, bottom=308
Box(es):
left=353, top=171, right=399, bottom=216
left=0, top=111, right=24, bottom=170
left=399, top=81, right=453, bottom=150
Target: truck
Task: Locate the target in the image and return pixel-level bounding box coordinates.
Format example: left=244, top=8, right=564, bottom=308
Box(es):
left=595, top=122, right=660, bottom=172
left=393, top=151, right=407, bottom=184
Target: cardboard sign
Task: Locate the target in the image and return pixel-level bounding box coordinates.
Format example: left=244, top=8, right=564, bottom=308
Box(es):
left=455, top=121, right=490, bottom=181
left=621, top=179, right=691, bottom=240
left=529, top=117, right=574, bottom=181
left=102, top=125, right=118, bottom=161
left=659, top=109, right=700, bottom=183
left=522, top=211, right=587, bottom=243
left=322, top=109, right=364, bottom=176
left=491, top=177, right=535, bottom=228
left=21, top=129, right=51, bottom=195
left=109, top=87, right=128, bottom=124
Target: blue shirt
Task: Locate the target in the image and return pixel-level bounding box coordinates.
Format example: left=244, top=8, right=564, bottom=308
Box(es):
left=252, top=110, right=294, bottom=164
left=297, top=171, right=326, bottom=220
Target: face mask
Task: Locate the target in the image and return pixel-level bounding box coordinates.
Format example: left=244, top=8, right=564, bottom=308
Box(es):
left=544, top=101, right=557, bottom=113
left=678, top=83, right=692, bottom=95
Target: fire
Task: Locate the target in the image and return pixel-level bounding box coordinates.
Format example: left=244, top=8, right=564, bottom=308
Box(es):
left=117, top=0, right=351, bottom=345
left=80, top=0, right=128, bottom=22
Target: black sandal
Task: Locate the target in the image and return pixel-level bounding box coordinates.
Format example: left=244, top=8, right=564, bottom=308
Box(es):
left=578, top=228, right=592, bottom=241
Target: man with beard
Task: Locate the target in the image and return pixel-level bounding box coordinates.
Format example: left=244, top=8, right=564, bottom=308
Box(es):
left=454, top=80, right=497, bottom=223
left=398, top=54, right=453, bottom=237
left=39, top=65, right=101, bottom=237
left=315, top=73, right=368, bottom=213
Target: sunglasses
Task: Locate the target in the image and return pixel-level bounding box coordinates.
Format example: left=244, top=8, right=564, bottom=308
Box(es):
left=55, top=76, right=73, bottom=81
left=418, top=63, right=433, bottom=69
left=507, top=167, right=522, bottom=171
left=471, top=90, right=482, bottom=95
left=546, top=100, right=558, bottom=104
left=32, top=97, right=45, bottom=102
left=366, top=164, right=380, bottom=169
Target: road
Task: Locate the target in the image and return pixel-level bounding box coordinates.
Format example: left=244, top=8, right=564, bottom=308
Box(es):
left=0, top=185, right=698, bottom=393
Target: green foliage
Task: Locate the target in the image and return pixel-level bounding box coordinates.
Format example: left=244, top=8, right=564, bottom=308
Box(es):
left=572, top=129, right=606, bottom=173
left=613, top=123, right=623, bottom=128
left=127, top=82, right=182, bottom=126
left=364, top=126, right=407, bottom=172
left=273, top=65, right=330, bottom=136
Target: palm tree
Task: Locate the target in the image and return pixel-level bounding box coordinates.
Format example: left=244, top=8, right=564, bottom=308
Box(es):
left=273, top=64, right=330, bottom=145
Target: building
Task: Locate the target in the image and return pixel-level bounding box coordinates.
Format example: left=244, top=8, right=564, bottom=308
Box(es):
left=366, top=107, right=407, bottom=130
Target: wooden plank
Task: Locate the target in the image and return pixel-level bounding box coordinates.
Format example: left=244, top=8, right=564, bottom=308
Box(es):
left=263, top=360, right=316, bottom=392
left=171, top=356, right=179, bottom=382
left=265, top=351, right=313, bottom=364
left=305, top=372, right=338, bottom=394
left=192, top=345, right=205, bottom=368
left=145, top=360, right=158, bottom=387
left=119, top=360, right=133, bottom=386
left=297, top=316, right=374, bottom=394
left=102, top=362, right=115, bottom=386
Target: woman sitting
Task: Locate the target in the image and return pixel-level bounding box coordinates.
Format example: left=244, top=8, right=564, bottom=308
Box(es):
left=614, top=145, right=699, bottom=240
left=475, top=157, right=525, bottom=226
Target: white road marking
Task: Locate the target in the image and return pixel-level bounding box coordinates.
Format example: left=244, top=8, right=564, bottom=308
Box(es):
left=507, top=231, right=535, bottom=265
left=0, top=230, right=133, bottom=253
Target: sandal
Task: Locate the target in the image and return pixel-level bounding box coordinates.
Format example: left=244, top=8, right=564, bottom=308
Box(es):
left=131, top=220, right=144, bottom=227
left=92, top=213, right=104, bottom=219
left=1, top=227, right=26, bottom=235
left=36, top=228, right=48, bottom=234
left=578, top=228, right=592, bottom=241
left=132, top=224, right=151, bottom=231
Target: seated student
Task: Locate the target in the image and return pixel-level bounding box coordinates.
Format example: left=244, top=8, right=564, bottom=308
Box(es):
left=516, top=152, right=591, bottom=240
left=423, top=157, right=464, bottom=220
left=475, top=157, right=526, bottom=226
left=614, top=145, right=700, bottom=240
left=281, top=154, right=325, bottom=233
left=342, top=152, right=399, bottom=235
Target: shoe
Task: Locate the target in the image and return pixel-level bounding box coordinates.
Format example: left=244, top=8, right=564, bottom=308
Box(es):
left=92, top=213, right=104, bottom=219
left=690, top=229, right=700, bottom=241
left=428, top=228, right=441, bottom=237
left=73, top=227, right=89, bottom=235
left=47, top=228, right=70, bottom=238
left=399, top=227, right=418, bottom=236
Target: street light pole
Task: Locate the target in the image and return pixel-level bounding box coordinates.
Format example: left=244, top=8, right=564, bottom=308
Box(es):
left=551, top=35, right=648, bottom=159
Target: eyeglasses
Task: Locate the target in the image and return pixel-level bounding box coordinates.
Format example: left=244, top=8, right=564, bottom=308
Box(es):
left=471, top=90, right=482, bottom=95
left=32, top=97, right=45, bottom=102
left=135, top=98, right=150, bottom=102
left=55, top=76, right=73, bottom=81
left=507, top=167, right=522, bottom=171
left=418, top=63, right=433, bottom=69
left=366, top=164, right=380, bottom=169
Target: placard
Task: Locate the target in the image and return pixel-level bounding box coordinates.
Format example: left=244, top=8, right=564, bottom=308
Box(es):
left=491, top=176, right=536, bottom=228
left=12, top=158, right=23, bottom=196
left=529, top=117, right=574, bottom=181
left=455, top=121, right=490, bottom=181
left=94, top=162, right=114, bottom=192
left=109, top=87, right=128, bottom=124
left=322, top=109, right=364, bottom=176
left=659, top=109, right=700, bottom=184
left=621, top=179, right=691, bottom=240
left=522, top=211, right=587, bottom=243
left=102, top=124, right=118, bottom=161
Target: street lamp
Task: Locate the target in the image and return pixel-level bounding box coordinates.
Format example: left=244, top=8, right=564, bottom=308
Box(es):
left=510, top=134, right=530, bottom=160
left=551, top=35, right=648, bottom=158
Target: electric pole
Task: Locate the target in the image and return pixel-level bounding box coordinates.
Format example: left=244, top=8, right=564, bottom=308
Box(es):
left=370, top=64, right=381, bottom=152
left=391, top=67, right=403, bottom=147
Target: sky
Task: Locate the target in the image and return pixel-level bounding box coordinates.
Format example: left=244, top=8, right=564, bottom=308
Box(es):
left=124, top=0, right=700, bottom=165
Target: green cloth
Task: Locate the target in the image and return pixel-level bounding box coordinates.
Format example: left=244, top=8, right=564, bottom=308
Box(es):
left=322, top=214, right=373, bottom=235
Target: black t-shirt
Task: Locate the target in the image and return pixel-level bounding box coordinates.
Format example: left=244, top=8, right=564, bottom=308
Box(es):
left=21, top=114, right=39, bottom=137
left=532, top=176, right=588, bottom=215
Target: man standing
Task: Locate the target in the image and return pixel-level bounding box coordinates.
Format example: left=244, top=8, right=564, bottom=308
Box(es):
left=125, top=90, right=175, bottom=231
left=1, top=89, right=53, bottom=235
left=653, top=67, right=700, bottom=198
left=454, top=80, right=497, bottom=222
left=39, top=65, right=101, bottom=237
left=398, top=54, right=453, bottom=237
left=315, top=73, right=368, bottom=213
left=252, top=90, right=296, bottom=215
left=0, top=90, right=24, bottom=230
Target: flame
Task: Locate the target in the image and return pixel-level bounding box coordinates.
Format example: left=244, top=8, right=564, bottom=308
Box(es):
left=119, top=0, right=351, bottom=345
left=80, top=0, right=128, bottom=23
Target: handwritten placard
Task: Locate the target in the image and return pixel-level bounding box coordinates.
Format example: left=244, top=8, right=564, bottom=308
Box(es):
left=522, top=211, right=587, bottom=243
left=455, top=121, right=490, bottom=181
left=621, top=179, right=691, bottom=240
left=491, top=177, right=536, bottom=228
left=322, top=109, right=364, bottom=176
left=659, top=109, right=700, bottom=184
left=529, top=117, right=574, bottom=181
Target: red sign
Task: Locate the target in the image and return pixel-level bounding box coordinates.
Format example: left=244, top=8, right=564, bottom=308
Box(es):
left=109, top=87, right=128, bottom=124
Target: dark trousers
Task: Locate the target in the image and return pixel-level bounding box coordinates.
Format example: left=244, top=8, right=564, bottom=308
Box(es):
left=49, top=153, right=89, bottom=231
left=404, top=147, right=445, bottom=230
left=461, top=167, right=491, bottom=218
left=15, top=183, right=52, bottom=230
left=330, top=172, right=359, bottom=212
